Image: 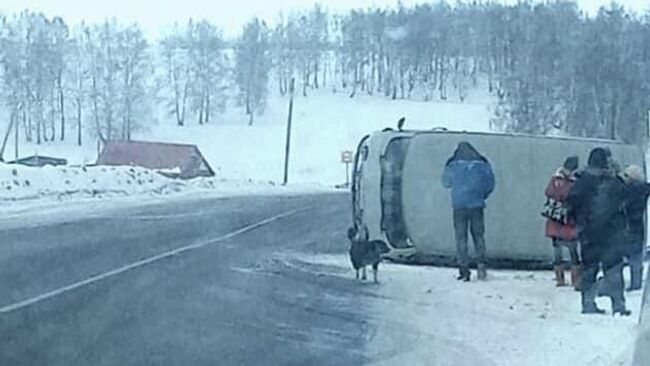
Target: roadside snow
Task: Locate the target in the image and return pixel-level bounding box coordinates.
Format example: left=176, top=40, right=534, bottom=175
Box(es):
left=0, top=163, right=174, bottom=202
left=297, top=254, right=642, bottom=366
left=0, top=162, right=336, bottom=218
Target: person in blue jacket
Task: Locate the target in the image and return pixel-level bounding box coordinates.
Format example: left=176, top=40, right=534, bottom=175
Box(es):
left=442, top=142, right=495, bottom=281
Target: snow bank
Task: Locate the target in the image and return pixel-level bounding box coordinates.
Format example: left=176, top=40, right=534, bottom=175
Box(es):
left=296, top=254, right=642, bottom=366
left=0, top=163, right=335, bottom=210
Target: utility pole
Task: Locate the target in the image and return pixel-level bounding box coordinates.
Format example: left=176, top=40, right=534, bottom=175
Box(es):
left=14, top=106, right=19, bottom=161
left=643, top=108, right=650, bottom=181
left=0, top=103, right=22, bottom=162
left=0, top=114, right=13, bottom=162
left=15, top=102, right=22, bottom=161
left=283, top=78, right=295, bottom=186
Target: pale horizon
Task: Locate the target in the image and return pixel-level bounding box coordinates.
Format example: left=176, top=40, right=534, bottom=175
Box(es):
left=1, top=0, right=648, bottom=39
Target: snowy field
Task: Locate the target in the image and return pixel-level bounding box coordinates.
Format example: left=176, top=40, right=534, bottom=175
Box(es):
left=149, top=91, right=494, bottom=185
left=296, top=253, right=643, bottom=366
left=5, top=88, right=494, bottom=187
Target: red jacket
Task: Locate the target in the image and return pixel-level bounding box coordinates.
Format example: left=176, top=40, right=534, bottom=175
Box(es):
left=544, top=169, right=577, bottom=241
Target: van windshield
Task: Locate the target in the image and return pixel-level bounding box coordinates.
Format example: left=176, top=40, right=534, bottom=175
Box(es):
left=381, top=136, right=412, bottom=249
left=352, top=136, right=369, bottom=227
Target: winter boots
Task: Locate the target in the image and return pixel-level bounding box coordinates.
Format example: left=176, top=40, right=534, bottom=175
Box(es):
left=554, top=265, right=567, bottom=287
left=457, top=264, right=487, bottom=282
left=457, top=268, right=471, bottom=282
left=554, top=265, right=581, bottom=289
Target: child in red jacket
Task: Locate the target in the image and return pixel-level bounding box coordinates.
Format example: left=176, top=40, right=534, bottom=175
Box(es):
left=544, top=156, right=580, bottom=288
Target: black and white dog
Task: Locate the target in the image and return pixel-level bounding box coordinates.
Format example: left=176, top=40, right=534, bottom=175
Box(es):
left=347, top=226, right=391, bottom=283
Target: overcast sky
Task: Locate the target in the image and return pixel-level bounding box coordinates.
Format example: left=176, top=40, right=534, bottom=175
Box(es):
left=1, top=0, right=648, bottom=39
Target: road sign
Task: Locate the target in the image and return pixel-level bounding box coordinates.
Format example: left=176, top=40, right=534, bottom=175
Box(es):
left=341, top=150, right=354, bottom=188
left=341, top=150, right=353, bottom=164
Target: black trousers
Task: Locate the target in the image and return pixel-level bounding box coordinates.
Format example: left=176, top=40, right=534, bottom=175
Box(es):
left=580, top=234, right=626, bottom=311
left=453, top=207, right=487, bottom=271
left=625, top=233, right=645, bottom=289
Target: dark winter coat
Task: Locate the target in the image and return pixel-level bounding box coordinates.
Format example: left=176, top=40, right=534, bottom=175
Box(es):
left=442, top=153, right=495, bottom=209
left=544, top=168, right=577, bottom=241
left=624, top=181, right=650, bottom=245
left=566, top=166, right=627, bottom=243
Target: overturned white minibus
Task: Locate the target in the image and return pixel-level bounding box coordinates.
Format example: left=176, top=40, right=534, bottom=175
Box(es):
left=351, top=129, right=645, bottom=268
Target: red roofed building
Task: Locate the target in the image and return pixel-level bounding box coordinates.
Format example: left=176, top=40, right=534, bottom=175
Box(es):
left=97, top=140, right=214, bottom=179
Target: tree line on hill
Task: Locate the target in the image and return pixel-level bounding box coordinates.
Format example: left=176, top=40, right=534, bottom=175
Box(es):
left=0, top=1, right=648, bottom=161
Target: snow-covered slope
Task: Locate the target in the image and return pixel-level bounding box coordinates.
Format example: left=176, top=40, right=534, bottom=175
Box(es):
left=8, top=89, right=494, bottom=186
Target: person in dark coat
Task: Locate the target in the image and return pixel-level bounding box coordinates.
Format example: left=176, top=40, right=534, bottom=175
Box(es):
left=442, top=142, right=495, bottom=282
left=544, top=156, right=580, bottom=288
left=566, top=147, right=630, bottom=315
left=620, top=165, right=650, bottom=291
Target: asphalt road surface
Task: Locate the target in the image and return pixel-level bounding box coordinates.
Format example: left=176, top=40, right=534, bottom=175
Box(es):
left=0, top=192, right=374, bottom=366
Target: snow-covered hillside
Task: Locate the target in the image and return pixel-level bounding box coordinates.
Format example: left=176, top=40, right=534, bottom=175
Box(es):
left=6, top=89, right=494, bottom=186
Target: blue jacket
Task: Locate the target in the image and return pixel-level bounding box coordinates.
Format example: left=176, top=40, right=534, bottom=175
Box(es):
left=442, top=160, right=495, bottom=209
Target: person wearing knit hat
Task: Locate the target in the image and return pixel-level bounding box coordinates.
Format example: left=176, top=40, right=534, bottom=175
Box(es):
left=620, top=165, right=650, bottom=291
left=621, top=165, right=644, bottom=184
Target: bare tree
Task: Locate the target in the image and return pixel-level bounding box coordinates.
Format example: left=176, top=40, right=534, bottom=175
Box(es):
left=83, top=21, right=150, bottom=142
left=116, top=25, right=149, bottom=140
left=187, top=20, right=226, bottom=125
left=235, top=18, right=271, bottom=125
left=161, top=24, right=192, bottom=126
left=68, top=25, right=90, bottom=146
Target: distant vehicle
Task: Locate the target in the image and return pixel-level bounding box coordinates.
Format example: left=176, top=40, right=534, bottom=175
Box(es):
left=351, top=129, right=645, bottom=268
